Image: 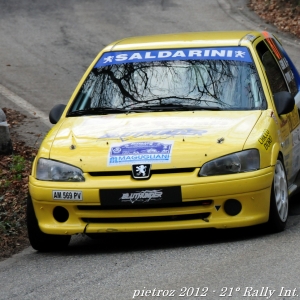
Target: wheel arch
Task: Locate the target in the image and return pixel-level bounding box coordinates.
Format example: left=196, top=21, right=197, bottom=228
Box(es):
left=270, top=142, right=282, bottom=166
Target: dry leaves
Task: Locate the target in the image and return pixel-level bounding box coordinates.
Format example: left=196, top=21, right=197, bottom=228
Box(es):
left=0, top=108, right=37, bottom=260
left=249, top=0, right=300, bottom=38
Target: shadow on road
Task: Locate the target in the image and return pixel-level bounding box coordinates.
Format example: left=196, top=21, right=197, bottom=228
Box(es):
left=33, top=225, right=272, bottom=258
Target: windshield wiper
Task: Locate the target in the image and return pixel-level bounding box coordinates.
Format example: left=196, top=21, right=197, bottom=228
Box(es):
left=129, top=104, right=221, bottom=111
left=67, top=107, right=131, bottom=116
left=68, top=104, right=221, bottom=116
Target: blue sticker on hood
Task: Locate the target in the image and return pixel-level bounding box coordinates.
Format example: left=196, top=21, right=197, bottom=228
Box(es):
left=95, top=47, right=252, bottom=68
left=108, top=141, right=174, bottom=166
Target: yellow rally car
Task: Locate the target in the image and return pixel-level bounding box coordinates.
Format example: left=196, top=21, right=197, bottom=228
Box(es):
left=28, top=31, right=300, bottom=250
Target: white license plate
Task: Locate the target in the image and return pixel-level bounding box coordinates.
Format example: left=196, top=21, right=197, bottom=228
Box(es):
left=52, top=190, right=83, bottom=201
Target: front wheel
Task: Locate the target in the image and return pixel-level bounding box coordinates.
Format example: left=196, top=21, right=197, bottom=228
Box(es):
left=268, top=158, right=289, bottom=233
left=27, top=195, right=71, bottom=251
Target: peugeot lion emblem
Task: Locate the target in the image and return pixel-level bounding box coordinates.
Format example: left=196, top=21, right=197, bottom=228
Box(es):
left=132, top=164, right=151, bottom=179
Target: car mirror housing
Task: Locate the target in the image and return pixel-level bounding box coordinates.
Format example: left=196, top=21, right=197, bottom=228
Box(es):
left=49, top=104, right=66, bottom=124
left=273, top=91, right=295, bottom=116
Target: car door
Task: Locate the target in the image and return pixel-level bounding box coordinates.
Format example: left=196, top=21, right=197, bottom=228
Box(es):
left=256, top=34, right=300, bottom=185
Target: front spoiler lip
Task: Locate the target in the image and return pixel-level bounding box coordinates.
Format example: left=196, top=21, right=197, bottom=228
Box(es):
left=36, top=203, right=270, bottom=234
left=30, top=183, right=273, bottom=235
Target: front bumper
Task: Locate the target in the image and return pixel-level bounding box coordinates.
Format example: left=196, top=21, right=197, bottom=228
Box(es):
left=29, top=167, right=274, bottom=235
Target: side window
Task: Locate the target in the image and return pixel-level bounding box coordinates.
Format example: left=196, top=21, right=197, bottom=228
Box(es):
left=256, top=41, right=288, bottom=95
left=272, top=38, right=298, bottom=96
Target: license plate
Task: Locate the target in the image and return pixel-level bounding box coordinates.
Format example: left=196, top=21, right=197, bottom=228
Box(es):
left=100, top=186, right=181, bottom=207
left=52, top=190, right=83, bottom=201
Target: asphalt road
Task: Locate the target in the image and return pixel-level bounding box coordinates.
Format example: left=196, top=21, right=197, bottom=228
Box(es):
left=1, top=1, right=300, bottom=299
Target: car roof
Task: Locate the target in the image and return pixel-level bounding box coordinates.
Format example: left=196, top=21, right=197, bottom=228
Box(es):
left=106, top=31, right=263, bottom=51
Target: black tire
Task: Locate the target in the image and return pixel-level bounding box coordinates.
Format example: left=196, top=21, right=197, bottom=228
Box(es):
left=267, top=158, right=289, bottom=233
left=27, top=195, right=71, bottom=251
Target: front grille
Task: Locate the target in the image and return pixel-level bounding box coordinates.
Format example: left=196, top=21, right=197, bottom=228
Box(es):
left=81, top=213, right=210, bottom=223
left=89, top=168, right=195, bottom=177
left=77, top=200, right=212, bottom=210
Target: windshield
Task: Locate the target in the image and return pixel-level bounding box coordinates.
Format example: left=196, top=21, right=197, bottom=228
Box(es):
left=68, top=47, right=266, bottom=115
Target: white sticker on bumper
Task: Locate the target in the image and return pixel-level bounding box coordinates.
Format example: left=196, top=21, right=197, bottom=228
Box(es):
left=52, top=190, right=83, bottom=201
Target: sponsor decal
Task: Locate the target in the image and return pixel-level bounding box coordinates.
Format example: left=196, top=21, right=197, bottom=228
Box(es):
left=285, top=70, right=294, bottom=83
left=74, top=116, right=233, bottom=138
left=100, top=186, right=182, bottom=206
left=258, top=129, right=272, bottom=150
left=279, top=57, right=289, bottom=70
left=108, top=141, right=174, bottom=166
left=95, top=46, right=252, bottom=67
left=99, top=128, right=207, bottom=139
left=119, top=189, right=163, bottom=203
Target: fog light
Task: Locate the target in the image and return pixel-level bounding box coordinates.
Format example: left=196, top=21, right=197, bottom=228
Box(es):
left=224, top=199, right=242, bottom=216
left=53, top=206, right=69, bottom=222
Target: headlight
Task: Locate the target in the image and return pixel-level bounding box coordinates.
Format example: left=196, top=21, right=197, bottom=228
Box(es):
left=199, top=149, right=259, bottom=176
left=36, top=158, right=85, bottom=181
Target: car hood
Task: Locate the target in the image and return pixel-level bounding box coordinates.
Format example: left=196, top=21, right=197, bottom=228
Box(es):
left=49, top=111, right=262, bottom=171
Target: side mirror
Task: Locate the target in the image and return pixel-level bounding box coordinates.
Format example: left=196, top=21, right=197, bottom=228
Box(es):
left=273, top=91, right=295, bottom=116
left=49, top=104, right=66, bottom=124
